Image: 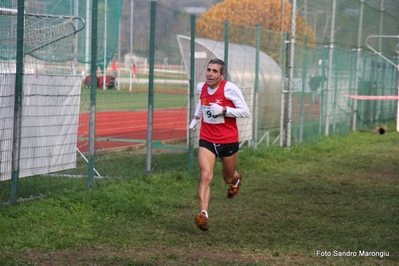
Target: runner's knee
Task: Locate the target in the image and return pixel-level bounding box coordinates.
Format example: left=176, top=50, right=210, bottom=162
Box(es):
left=200, top=171, right=213, bottom=184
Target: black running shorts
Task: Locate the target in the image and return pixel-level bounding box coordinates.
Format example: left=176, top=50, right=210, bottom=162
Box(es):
left=199, top=139, right=239, bottom=158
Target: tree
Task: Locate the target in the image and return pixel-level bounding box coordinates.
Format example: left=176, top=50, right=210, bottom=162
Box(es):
left=196, top=0, right=315, bottom=63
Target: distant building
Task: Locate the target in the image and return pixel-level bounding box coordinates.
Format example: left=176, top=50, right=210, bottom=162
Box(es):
left=183, top=6, right=207, bottom=15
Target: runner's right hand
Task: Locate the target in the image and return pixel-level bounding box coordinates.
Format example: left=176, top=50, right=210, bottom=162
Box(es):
left=189, top=119, right=198, bottom=131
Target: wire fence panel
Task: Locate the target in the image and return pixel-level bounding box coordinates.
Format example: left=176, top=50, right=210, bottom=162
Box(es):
left=77, top=1, right=194, bottom=180
left=292, top=0, right=398, bottom=144
left=1, top=0, right=398, bottom=205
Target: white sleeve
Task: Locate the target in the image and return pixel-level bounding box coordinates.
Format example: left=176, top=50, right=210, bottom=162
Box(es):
left=224, top=82, right=251, bottom=118
left=194, top=99, right=202, bottom=118
left=193, top=82, right=205, bottom=119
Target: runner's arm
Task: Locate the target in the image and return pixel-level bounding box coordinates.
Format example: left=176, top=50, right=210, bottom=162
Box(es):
left=193, top=83, right=204, bottom=120
left=194, top=99, right=202, bottom=119
left=224, top=83, right=250, bottom=118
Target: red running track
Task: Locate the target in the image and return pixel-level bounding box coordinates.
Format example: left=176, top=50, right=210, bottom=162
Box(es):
left=77, top=108, right=188, bottom=152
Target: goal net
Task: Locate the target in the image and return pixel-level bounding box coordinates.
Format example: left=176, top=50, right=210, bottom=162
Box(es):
left=0, top=7, right=85, bottom=74
left=0, top=7, right=85, bottom=181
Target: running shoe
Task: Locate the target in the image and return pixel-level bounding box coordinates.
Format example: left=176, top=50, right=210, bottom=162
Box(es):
left=194, top=211, right=209, bottom=231
left=227, top=177, right=241, bottom=199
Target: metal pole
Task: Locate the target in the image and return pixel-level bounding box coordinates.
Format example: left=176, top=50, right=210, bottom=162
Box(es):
left=88, top=0, right=99, bottom=188
left=73, top=0, right=79, bottom=75
left=279, top=32, right=288, bottom=147
left=286, top=0, right=297, bottom=149
left=299, top=36, right=308, bottom=142
left=102, top=0, right=107, bottom=90
left=224, top=20, right=229, bottom=80
left=319, top=36, right=328, bottom=135
left=281, top=0, right=285, bottom=32
left=188, top=14, right=196, bottom=169
left=10, top=0, right=25, bottom=204
left=397, top=57, right=399, bottom=132
left=85, top=0, right=91, bottom=75
left=353, top=0, right=364, bottom=131
left=303, top=0, right=307, bottom=36
left=129, top=0, right=134, bottom=92
left=375, top=0, right=384, bottom=122
left=146, top=1, right=156, bottom=174
left=117, top=8, right=121, bottom=90
left=253, top=25, right=260, bottom=148
left=325, top=0, right=336, bottom=136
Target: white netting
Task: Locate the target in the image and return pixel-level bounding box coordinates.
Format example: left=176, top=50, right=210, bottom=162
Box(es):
left=0, top=8, right=84, bottom=74
left=0, top=9, right=83, bottom=50
left=0, top=17, right=75, bottom=46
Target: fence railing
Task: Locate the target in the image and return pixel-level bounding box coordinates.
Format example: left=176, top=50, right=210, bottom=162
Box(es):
left=1, top=0, right=398, bottom=205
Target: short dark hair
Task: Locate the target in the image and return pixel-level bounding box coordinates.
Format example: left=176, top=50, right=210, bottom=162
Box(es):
left=208, top=58, right=227, bottom=75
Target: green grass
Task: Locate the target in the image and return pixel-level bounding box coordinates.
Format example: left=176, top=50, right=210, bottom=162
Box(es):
left=80, top=83, right=188, bottom=111
left=0, top=124, right=398, bottom=265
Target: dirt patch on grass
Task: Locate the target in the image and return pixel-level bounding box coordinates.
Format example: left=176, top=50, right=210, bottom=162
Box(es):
left=19, top=247, right=264, bottom=265
left=348, top=170, right=398, bottom=181
left=18, top=247, right=396, bottom=265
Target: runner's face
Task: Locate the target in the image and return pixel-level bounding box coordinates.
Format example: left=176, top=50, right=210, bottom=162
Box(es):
left=206, top=63, right=225, bottom=89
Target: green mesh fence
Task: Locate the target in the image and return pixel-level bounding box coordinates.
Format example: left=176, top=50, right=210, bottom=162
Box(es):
left=0, top=0, right=121, bottom=74
left=291, top=0, right=399, bottom=144
left=78, top=1, right=193, bottom=180
left=1, top=0, right=399, bottom=205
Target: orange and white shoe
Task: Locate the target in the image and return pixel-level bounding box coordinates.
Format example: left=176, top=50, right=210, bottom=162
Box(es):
left=194, top=210, right=209, bottom=231
left=227, top=177, right=241, bottom=199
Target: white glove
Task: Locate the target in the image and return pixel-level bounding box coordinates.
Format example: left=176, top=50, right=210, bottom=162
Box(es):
left=210, top=103, right=223, bottom=116
left=189, top=119, right=198, bottom=131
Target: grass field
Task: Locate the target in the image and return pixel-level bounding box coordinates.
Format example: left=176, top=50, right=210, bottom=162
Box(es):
left=80, top=83, right=188, bottom=111
left=0, top=122, right=398, bottom=265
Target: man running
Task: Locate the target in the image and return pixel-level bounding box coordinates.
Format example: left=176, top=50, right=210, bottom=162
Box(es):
left=189, top=58, right=250, bottom=231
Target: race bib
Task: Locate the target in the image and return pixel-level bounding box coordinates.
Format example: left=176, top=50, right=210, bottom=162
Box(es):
left=202, top=106, right=225, bottom=124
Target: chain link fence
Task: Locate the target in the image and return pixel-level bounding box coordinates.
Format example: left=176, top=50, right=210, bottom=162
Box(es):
left=1, top=0, right=398, bottom=205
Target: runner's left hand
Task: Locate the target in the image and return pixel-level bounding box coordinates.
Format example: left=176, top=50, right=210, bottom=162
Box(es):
left=210, top=103, right=223, bottom=116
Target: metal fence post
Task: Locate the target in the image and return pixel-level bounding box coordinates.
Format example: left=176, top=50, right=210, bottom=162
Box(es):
left=287, top=0, right=297, bottom=149
left=325, top=0, right=337, bottom=136
left=353, top=0, right=364, bottom=131
left=253, top=25, right=260, bottom=148
left=279, top=32, right=288, bottom=147
left=375, top=0, right=384, bottom=122
left=88, top=0, right=99, bottom=188
left=146, top=1, right=156, bottom=174
left=299, top=36, right=308, bottom=142
left=188, top=14, right=196, bottom=169
left=129, top=0, right=134, bottom=92
left=224, top=20, right=229, bottom=80
left=10, top=0, right=25, bottom=204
